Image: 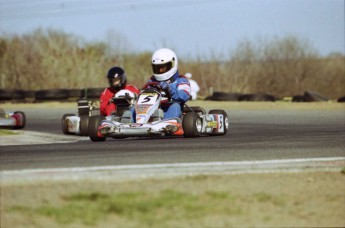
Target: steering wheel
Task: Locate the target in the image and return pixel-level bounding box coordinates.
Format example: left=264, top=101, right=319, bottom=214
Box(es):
left=142, top=81, right=172, bottom=101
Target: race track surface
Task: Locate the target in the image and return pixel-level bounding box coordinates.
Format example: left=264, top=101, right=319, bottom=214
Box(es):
left=1, top=106, right=344, bottom=171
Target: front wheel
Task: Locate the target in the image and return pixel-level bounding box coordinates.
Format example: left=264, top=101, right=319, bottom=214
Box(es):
left=61, top=114, right=75, bottom=134
left=88, top=115, right=106, bottom=142
left=208, top=109, right=229, bottom=135
left=182, top=112, right=202, bottom=138
left=13, top=111, right=26, bottom=129
left=79, top=115, right=90, bottom=136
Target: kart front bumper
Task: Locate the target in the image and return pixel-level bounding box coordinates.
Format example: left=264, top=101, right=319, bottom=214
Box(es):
left=99, top=119, right=182, bottom=137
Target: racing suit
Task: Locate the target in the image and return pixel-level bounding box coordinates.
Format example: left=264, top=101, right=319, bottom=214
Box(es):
left=145, top=71, right=191, bottom=119
left=100, top=85, right=140, bottom=116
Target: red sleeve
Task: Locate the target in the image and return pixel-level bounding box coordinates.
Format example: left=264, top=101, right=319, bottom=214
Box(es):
left=125, top=84, right=140, bottom=95
left=100, top=88, right=116, bottom=116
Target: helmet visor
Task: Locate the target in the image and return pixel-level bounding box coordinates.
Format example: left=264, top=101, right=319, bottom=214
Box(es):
left=109, top=77, right=122, bottom=88
left=152, top=62, right=173, bottom=75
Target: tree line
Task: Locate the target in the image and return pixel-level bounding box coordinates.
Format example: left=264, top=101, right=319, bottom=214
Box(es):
left=1, top=29, right=344, bottom=99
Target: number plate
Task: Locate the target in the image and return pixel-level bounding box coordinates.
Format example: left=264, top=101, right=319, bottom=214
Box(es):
left=137, top=93, right=159, bottom=105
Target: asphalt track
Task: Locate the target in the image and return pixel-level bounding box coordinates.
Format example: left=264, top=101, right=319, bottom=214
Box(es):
left=1, top=106, right=344, bottom=171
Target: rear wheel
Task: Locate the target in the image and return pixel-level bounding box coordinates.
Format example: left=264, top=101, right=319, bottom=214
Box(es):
left=88, top=115, right=106, bottom=142
left=183, top=112, right=202, bottom=138
left=208, top=109, right=228, bottom=135
left=79, top=115, right=90, bottom=136
left=183, top=106, right=206, bottom=115
left=13, top=111, right=26, bottom=129
left=61, top=114, right=75, bottom=135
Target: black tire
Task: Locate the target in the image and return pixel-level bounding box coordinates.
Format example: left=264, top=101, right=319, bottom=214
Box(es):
left=88, top=115, right=106, bottom=142
left=0, top=89, right=25, bottom=101
left=79, top=115, right=90, bottom=136
left=239, top=93, right=276, bottom=102
left=81, top=88, right=104, bottom=99
left=61, top=114, right=75, bottom=135
left=212, top=92, right=242, bottom=101
left=204, top=96, right=214, bottom=100
left=24, top=90, right=36, bottom=101
left=183, top=106, right=206, bottom=115
left=303, top=91, right=329, bottom=102
left=292, top=95, right=306, bottom=102
left=68, top=89, right=83, bottom=100
left=35, top=89, right=69, bottom=101
left=337, top=95, right=345, bottom=102
left=13, top=111, right=26, bottom=129
left=208, top=109, right=228, bottom=135
left=183, top=112, right=202, bottom=138
left=0, top=89, right=13, bottom=100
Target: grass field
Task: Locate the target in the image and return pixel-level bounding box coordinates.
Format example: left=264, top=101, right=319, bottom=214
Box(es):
left=1, top=171, right=344, bottom=228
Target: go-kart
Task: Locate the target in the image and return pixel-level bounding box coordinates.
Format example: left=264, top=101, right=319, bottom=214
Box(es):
left=61, top=98, right=100, bottom=136
left=88, top=82, right=228, bottom=142
left=0, top=108, right=26, bottom=129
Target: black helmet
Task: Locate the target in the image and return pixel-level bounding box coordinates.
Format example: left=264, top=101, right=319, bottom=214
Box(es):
left=107, top=66, right=127, bottom=90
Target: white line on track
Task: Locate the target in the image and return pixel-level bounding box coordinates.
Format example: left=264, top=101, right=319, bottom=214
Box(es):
left=2, top=157, right=345, bottom=175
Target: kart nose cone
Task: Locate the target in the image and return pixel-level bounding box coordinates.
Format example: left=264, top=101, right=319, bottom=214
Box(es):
left=100, top=126, right=111, bottom=135
left=162, top=124, right=179, bottom=134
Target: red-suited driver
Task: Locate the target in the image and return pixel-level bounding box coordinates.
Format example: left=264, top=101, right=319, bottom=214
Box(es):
left=100, top=66, right=140, bottom=116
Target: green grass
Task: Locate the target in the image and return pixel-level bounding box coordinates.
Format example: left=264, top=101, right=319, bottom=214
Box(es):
left=0, top=129, right=21, bottom=136
left=3, top=172, right=345, bottom=227
left=9, top=189, right=241, bottom=226
left=341, top=167, right=345, bottom=175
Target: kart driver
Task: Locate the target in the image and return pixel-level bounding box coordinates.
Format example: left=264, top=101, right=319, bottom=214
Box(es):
left=100, top=66, right=140, bottom=116
left=139, top=48, right=191, bottom=120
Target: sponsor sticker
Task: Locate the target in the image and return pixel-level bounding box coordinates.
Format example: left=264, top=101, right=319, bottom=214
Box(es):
left=137, top=106, right=149, bottom=114
left=207, top=121, right=218, bottom=128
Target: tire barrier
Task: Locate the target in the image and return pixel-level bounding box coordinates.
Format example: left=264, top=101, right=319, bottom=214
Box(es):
left=68, top=89, right=83, bottom=100
left=35, top=89, right=69, bottom=101
left=80, top=88, right=104, bottom=99
left=24, top=90, right=36, bottom=101
left=205, top=91, right=276, bottom=102
left=292, top=95, right=306, bottom=102
left=0, top=88, right=105, bottom=102
left=239, top=93, right=276, bottom=102
left=292, top=91, right=329, bottom=102
left=303, top=91, right=329, bottom=102
left=0, top=88, right=343, bottom=102
left=205, top=90, right=344, bottom=102
left=337, top=96, right=345, bottom=102
left=205, top=92, right=242, bottom=101
left=0, top=89, right=25, bottom=101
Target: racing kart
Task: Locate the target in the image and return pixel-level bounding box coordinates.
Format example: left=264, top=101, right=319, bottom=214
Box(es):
left=88, top=82, right=228, bottom=142
left=0, top=108, right=26, bottom=129
left=61, top=99, right=100, bottom=136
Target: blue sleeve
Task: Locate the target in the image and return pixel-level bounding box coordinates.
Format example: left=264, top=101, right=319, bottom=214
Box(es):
left=169, top=78, right=191, bottom=102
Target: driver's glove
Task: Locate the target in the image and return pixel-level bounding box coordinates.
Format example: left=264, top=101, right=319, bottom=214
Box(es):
left=159, top=81, right=170, bottom=90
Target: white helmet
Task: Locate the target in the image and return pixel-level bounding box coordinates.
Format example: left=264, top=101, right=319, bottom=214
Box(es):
left=185, top=72, right=192, bottom=79
left=151, top=48, right=178, bottom=81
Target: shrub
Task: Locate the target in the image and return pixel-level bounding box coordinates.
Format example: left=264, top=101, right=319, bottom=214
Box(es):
left=0, top=31, right=344, bottom=99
